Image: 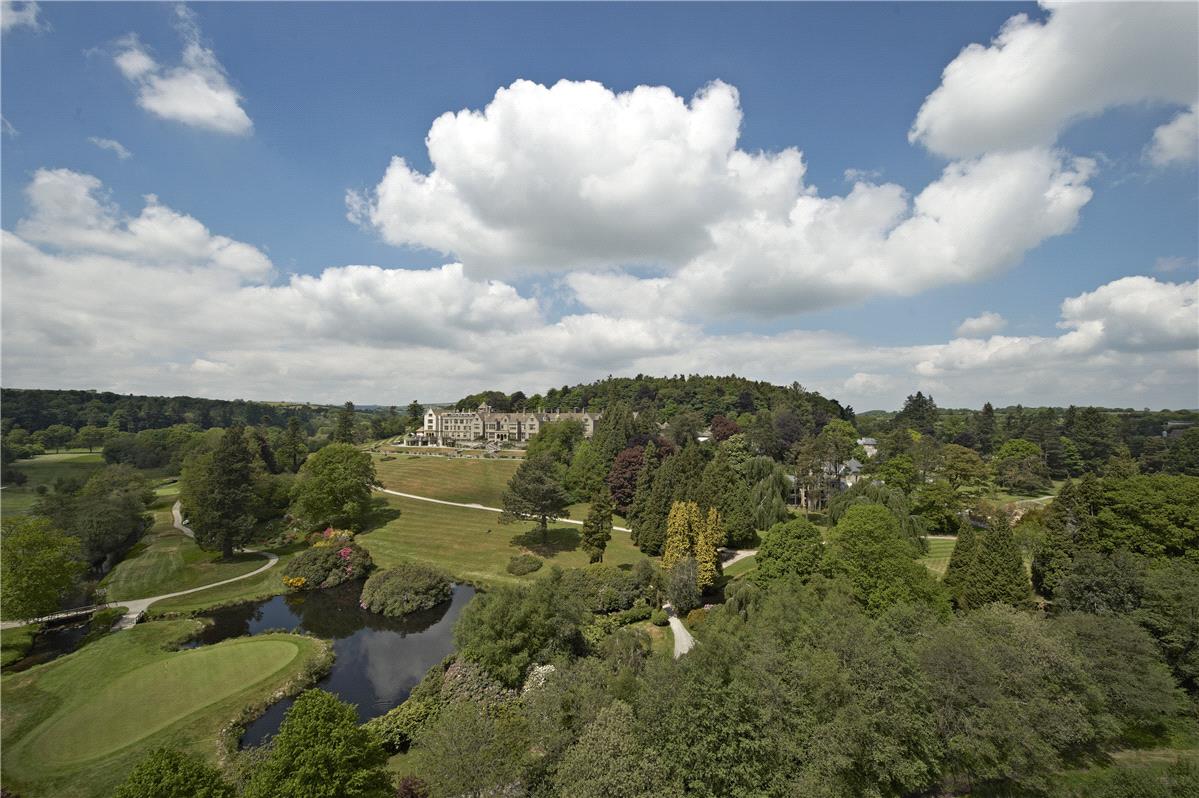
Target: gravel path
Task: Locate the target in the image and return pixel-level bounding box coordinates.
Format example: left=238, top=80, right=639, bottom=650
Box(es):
left=664, top=604, right=696, bottom=658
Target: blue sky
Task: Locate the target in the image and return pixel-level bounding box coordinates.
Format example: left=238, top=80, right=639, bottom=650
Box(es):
left=2, top=1, right=1196, bottom=409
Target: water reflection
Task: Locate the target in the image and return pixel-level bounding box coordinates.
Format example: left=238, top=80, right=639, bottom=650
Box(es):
left=192, top=581, right=475, bottom=747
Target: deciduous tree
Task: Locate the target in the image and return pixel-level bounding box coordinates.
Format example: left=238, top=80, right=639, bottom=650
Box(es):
left=0, top=516, right=84, bottom=621
left=290, top=443, right=378, bottom=531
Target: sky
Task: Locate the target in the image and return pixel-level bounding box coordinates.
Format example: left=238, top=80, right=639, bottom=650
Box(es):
left=1, top=1, right=1196, bottom=410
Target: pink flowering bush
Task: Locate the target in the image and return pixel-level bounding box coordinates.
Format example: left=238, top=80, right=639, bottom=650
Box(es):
left=282, top=541, right=373, bottom=590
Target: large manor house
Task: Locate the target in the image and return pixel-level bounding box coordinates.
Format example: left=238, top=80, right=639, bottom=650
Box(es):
left=409, top=403, right=601, bottom=447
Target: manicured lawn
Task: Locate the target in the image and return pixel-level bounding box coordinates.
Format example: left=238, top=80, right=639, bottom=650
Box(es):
left=724, top=554, right=758, bottom=579
left=920, top=537, right=957, bottom=576
left=0, top=625, right=40, bottom=669
left=372, top=453, right=519, bottom=506
left=1, top=620, right=327, bottom=798
left=144, top=544, right=303, bottom=617
left=101, top=504, right=265, bottom=602
left=359, top=494, right=651, bottom=587
left=1, top=452, right=105, bottom=518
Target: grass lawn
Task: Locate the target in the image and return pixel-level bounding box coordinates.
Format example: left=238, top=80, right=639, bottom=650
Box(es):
left=920, top=537, right=957, bottom=577
left=724, top=554, right=758, bottom=579
left=1, top=619, right=327, bottom=798
left=1, top=625, right=40, bottom=669
left=359, top=494, right=651, bottom=587
left=101, top=504, right=266, bottom=602
left=372, top=453, right=519, bottom=506
left=144, top=543, right=303, bottom=617
left=1, top=452, right=105, bottom=519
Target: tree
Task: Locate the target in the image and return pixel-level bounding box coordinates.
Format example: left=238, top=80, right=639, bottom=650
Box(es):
left=956, top=518, right=1031, bottom=611
left=1166, top=426, right=1199, bottom=475
left=606, top=445, right=644, bottom=514
left=635, top=445, right=706, bottom=555
left=290, top=443, right=378, bottom=531
left=454, top=569, right=588, bottom=687
left=278, top=416, right=308, bottom=473
left=661, top=501, right=701, bottom=573
left=334, top=401, right=356, bottom=443
left=824, top=504, right=949, bottom=616
left=1054, top=548, right=1145, bottom=615
left=62, top=464, right=155, bottom=567
left=710, top=414, right=740, bottom=442
left=913, top=479, right=962, bottom=536
left=182, top=426, right=256, bottom=559
left=565, top=440, right=606, bottom=503
left=406, top=400, right=425, bottom=431
left=114, top=748, right=234, bottom=798
left=1066, top=406, right=1118, bottom=472
left=0, top=516, right=84, bottom=621
left=942, top=522, right=978, bottom=608
left=40, top=423, right=75, bottom=452
left=752, top=517, right=822, bottom=586
left=526, top=420, right=584, bottom=467
left=71, top=425, right=107, bottom=452
left=664, top=556, right=701, bottom=612
left=697, top=450, right=755, bottom=547
left=695, top=507, right=722, bottom=590
left=1136, top=559, right=1199, bottom=690
left=745, top=456, right=791, bottom=530
left=894, top=392, right=937, bottom=436
left=872, top=453, right=919, bottom=496
left=940, top=443, right=988, bottom=491
left=992, top=438, right=1051, bottom=494
left=499, top=453, right=571, bottom=542
left=412, top=701, right=530, bottom=798
left=591, top=400, right=637, bottom=468
left=553, top=701, right=660, bottom=798
left=627, top=441, right=659, bottom=544
left=974, top=402, right=997, bottom=455
left=243, top=690, right=392, bottom=798
left=581, top=485, right=614, bottom=563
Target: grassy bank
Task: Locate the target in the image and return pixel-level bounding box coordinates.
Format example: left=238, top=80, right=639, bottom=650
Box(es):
left=0, top=619, right=327, bottom=798
left=372, top=453, right=519, bottom=506
left=1, top=452, right=106, bottom=518
left=0, top=625, right=40, bottom=669
left=359, top=494, right=650, bottom=587
left=920, top=537, right=957, bottom=576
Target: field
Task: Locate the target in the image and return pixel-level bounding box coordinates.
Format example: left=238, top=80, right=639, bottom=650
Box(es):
left=0, top=619, right=327, bottom=798
left=1, top=452, right=106, bottom=518
left=372, top=453, right=519, bottom=506
left=723, top=554, right=758, bottom=579
left=920, top=537, right=957, bottom=576
left=101, top=498, right=266, bottom=602
left=360, top=494, right=650, bottom=586
left=0, top=625, right=39, bottom=668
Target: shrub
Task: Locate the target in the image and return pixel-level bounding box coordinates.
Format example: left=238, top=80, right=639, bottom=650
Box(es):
left=506, top=554, right=543, bottom=576
left=365, top=695, right=437, bottom=751
left=360, top=564, right=452, bottom=617
left=114, top=748, right=234, bottom=798
left=282, top=542, right=372, bottom=590
left=651, top=608, right=669, bottom=626
left=685, top=607, right=709, bottom=627
left=560, top=564, right=642, bottom=613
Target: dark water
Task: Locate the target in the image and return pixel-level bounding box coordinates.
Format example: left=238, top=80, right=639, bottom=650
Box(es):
left=5, top=619, right=93, bottom=673
left=191, top=581, right=475, bottom=748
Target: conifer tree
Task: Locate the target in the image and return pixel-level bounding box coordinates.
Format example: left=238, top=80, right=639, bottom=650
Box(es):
left=697, top=450, right=755, bottom=547
left=964, top=519, right=1032, bottom=610
left=662, top=500, right=701, bottom=572
left=182, top=425, right=256, bottom=559
left=334, top=401, right=356, bottom=443
left=636, top=444, right=706, bottom=555
left=943, top=522, right=978, bottom=608
left=628, top=441, right=658, bottom=547
left=565, top=441, right=606, bottom=503
left=581, top=485, right=614, bottom=563
left=499, top=454, right=571, bottom=543
left=695, top=507, right=723, bottom=590
left=591, top=400, right=637, bottom=469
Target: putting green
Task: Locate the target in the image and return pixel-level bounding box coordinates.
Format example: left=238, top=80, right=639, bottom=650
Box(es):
left=19, top=638, right=300, bottom=766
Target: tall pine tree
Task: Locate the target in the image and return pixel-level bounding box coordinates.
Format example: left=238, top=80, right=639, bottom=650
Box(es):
left=334, top=401, right=356, bottom=443
left=581, top=486, right=614, bottom=563
left=182, top=425, right=256, bottom=559
left=697, top=450, right=755, bottom=548
left=943, top=522, right=979, bottom=609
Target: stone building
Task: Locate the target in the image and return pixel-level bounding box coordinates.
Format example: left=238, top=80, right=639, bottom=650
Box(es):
left=409, top=403, right=601, bottom=446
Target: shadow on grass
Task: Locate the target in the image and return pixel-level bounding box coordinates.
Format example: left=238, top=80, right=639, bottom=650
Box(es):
left=361, top=498, right=403, bottom=532
left=509, top=525, right=580, bottom=557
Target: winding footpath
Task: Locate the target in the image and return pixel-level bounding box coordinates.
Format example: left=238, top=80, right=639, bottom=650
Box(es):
left=111, top=503, right=279, bottom=629
left=1, top=502, right=279, bottom=632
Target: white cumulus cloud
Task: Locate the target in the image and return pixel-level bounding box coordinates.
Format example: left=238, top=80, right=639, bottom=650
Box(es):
left=910, top=2, right=1198, bottom=159
left=1, top=1, right=43, bottom=34
left=1147, top=104, right=1198, bottom=167
left=113, top=6, right=251, bottom=135
left=956, top=311, right=1007, bottom=337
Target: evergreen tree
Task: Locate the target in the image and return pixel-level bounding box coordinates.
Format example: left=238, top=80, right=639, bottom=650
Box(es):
left=662, top=500, right=701, bottom=572
left=636, top=444, right=705, bottom=555
left=406, top=400, right=424, bottom=430
left=957, top=520, right=1032, bottom=610
left=943, top=522, right=979, bottom=608
left=581, top=485, right=614, bottom=563
left=181, top=425, right=255, bottom=559
left=627, top=441, right=658, bottom=547
left=499, top=454, right=571, bottom=542
left=697, top=450, right=754, bottom=547
left=695, top=506, right=723, bottom=590
left=974, top=402, right=997, bottom=455
left=279, top=415, right=307, bottom=473
left=334, top=400, right=356, bottom=443
left=1060, top=436, right=1085, bottom=476
left=565, top=441, right=606, bottom=503
left=894, top=391, right=938, bottom=436
left=591, top=400, right=637, bottom=469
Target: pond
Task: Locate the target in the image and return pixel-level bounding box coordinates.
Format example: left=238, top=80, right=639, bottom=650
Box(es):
left=191, top=580, right=476, bottom=747
left=4, top=619, right=94, bottom=673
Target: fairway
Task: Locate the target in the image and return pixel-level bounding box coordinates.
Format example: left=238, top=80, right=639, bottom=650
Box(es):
left=1, top=452, right=105, bottom=518
left=360, top=494, right=651, bottom=586
left=1, top=620, right=327, bottom=798
left=102, top=504, right=264, bottom=601
left=371, top=453, right=519, bottom=506
left=920, top=537, right=957, bottom=576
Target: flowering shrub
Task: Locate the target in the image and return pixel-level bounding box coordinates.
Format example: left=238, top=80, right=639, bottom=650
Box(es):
left=282, top=541, right=373, bottom=590
left=309, top=527, right=355, bottom=548
left=359, top=563, right=453, bottom=617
